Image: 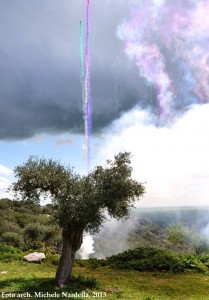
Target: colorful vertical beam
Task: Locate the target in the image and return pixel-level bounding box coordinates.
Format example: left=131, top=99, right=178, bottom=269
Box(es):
left=80, top=21, right=85, bottom=111
left=85, top=0, right=91, bottom=172
left=80, top=0, right=91, bottom=173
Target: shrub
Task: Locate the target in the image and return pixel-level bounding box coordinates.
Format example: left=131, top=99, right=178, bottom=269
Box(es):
left=23, top=223, right=54, bottom=249
left=0, top=198, right=11, bottom=210
left=0, top=232, right=24, bottom=248
left=107, top=247, right=208, bottom=273
left=0, top=243, right=22, bottom=254
left=75, top=259, right=89, bottom=268
left=14, top=213, right=32, bottom=228
left=181, top=254, right=208, bottom=273
left=0, top=252, right=24, bottom=262
left=75, top=258, right=107, bottom=269
left=88, top=258, right=105, bottom=269
left=199, top=255, right=209, bottom=267
left=0, top=211, right=20, bottom=234
left=72, top=275, right=99, bottom=288
left=0, top=244, right=25, bottom=262
left=45, top=253, right=60, bottom=265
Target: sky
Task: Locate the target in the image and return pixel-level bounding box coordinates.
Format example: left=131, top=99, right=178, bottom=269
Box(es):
left=0, top=0, right=209, bottom=207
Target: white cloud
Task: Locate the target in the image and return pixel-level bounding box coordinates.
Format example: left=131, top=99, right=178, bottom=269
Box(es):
left=93, top=104, right=209, bottom=207
left=0, top=164, right=13, bottom=176
left=0, top=165, right=13, bottom=199
left=0, top=176, right=10, bottom=187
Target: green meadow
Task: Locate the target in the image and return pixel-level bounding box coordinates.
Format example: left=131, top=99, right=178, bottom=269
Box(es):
left=1, top=260, right=209, bottom=300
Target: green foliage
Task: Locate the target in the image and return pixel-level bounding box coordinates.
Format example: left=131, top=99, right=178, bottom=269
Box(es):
left=124, top=219, right=209, bottom=256
left=45, top=253, right=60, bottom=265
left=0, top=243, right=22, bottom=254
left=74, top=258, right=106, bottom=269
left=91, top=152, right=145, bottom=221
left=167, top=223, right=188, bottom=244
left=12, top=157, right=74, bottom=203
left=10, top=153, right=145, bottom=286
left=0, top=244, right=25, bottom=262
left=74, top=259, right=89, bottom=268
left=0, top=232, right=24, bottom=248
left=197, top=255, right=209, bottom=267
left=23, top=224, right=48, bottom=249
left=0, top=252, right=24, bottom=262
left=72, top=275, right=99, bottom=288
left=180, top=253, right=208, bottom=273
left=88, top=258, right=106, bottom=269
left=14, top=213, right=32, bottom=228
left=0, top=198, right=61, bottom=252
left=167, top=223, right=209, bottom=254
left=0, top=198, right=11, bottom=210
left=11, top=153, right=145, bottom=234
left=128, top=218, right=166, bottom=249
left=23, top=223, right=58, bottom=250
left=107, top=247, right=208, bottom=273
left=41, top=204, right=54, bottom=215
left=0, top=209, right=19, bottom=235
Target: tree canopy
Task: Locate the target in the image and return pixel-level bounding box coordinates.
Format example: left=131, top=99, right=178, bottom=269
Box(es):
left=11, top=152, right=146, bottom=287
left=12, top=152, right=145, bottom=233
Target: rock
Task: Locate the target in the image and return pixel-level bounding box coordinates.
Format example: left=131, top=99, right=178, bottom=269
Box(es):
left=24, top=252, right=45, bottom=262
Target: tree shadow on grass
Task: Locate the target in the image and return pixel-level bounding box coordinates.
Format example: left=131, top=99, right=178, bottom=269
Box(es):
left=0, top=276, right=97, bottom=299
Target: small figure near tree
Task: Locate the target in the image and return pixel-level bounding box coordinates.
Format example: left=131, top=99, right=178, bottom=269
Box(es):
left=11, top=152, right=145, bottom=287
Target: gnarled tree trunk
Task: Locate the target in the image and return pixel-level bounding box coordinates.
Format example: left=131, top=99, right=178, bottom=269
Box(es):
left=55, top=227, right=83, bottom=287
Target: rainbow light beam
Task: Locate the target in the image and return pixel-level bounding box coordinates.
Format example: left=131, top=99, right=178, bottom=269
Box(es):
left=80, top=21, right=85, bottom=116
left=80, top=0, right=91, bottom=173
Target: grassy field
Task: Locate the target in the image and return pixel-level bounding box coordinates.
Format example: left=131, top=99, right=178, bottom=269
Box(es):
left=1, top=261, right=209, bottom=300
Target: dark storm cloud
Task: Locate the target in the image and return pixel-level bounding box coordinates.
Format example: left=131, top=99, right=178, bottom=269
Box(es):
left=0, top=0, right=149, bottom=140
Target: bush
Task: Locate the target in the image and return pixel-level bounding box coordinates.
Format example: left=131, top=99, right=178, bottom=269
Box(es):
left=75, top=259, right=89, bottom=268
left=23, top=223, right=54, bottom=249
left=0, top=211, right=20, bottom=234
left=0, top=243, right=22, bottom=254
left=14, top=213, right=32, bottom=228
left=199, top=255, right=209, bottom=267
left=88, top=258, right=105, bottom=269
left=75, top=258, right=107, bottom=269
left=72, top=275, right=99, bottom=288
left=0, top=198, right=11, bottom=210
left=0, top=252, right=24, bottom=262
left=45, top=253, right=60, bottom=265
left=107, top=247, right=208, bottom=273
left=0, top=232, right=24, bottom=248
left=0, top=244, right=25, bottom=262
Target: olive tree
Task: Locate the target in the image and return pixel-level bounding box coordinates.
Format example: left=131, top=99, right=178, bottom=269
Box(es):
left=11, top=152, right=145, bottom=287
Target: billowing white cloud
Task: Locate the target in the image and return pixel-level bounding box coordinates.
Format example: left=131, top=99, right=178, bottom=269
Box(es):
left=0, top=165, right=13, bottom=176
left=93, top=104, right=209, bottom=207
left=0, top=165, right=13, bottom=198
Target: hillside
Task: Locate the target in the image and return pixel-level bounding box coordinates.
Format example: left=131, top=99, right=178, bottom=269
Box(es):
left=132, top=206, right=209, bottom=229
left=1, top=199, right=209, bottom=259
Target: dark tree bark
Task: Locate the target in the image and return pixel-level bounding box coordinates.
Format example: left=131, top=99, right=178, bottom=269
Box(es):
left=55, top=228, right=83, bottom=287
